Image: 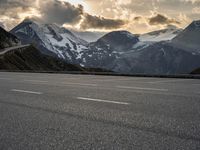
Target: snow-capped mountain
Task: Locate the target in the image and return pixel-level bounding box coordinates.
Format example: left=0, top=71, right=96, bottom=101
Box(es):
left=80, top=30, right=200, bottom=74
left=0, top=26, right=20, bottom=49
left=0, top=27, right=88, bottom=71
left=10, top=19, right=88, bottom=64
left=112, top=41, right=200, bottom=74
left=9, top=20, right=200, bottom=75
left=171, top=20, right=200, bottom=54
left=139, top=26, right=182, bottom=42
left=81, top=31, right=140, bottom=68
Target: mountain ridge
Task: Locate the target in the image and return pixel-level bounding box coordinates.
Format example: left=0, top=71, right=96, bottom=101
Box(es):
left=0, top=27, right=21, bottom=49
left=139, top=26, right=182, bottom=42
left=8, top=19, right=200, bottom=75
left=171, top=20, right=200, bottom=54
left=10, top=20, right=88, bottom=65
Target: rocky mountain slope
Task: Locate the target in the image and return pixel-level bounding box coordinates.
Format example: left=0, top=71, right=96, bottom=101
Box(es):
left=72, top=30, right=106, bottom=42
left=112, top=42, right=200, bottom=74
left=81, top=31, right=140, bottom=69
left=171, top=20, right=200, bottom=54
left=0, top=45, right=85, bottom=71
left=9, top=19, right=200, bottom=75
left=10, top=19, right=88, bottom=65
left=0, top=27, right=86, bottom=71
left=0, top=27, right=20, bottom=49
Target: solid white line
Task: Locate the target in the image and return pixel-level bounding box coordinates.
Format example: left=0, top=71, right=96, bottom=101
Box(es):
left=77, top=97, right=129, bottom=105
left=117, top=86, right=168, bottom=92
left=11, top=89, right=42, bottom=95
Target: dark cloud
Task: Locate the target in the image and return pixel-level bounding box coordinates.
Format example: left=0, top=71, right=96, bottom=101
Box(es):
left=0, top=0, right=128, bottom=30
left=0, top=0, right=37, bottom=29
left=0, top=0, right=35, bottom=9
left=148, top=14, right=180, bottom=26
left=0, top=0, right=34, bottom=18
left=39, top=0, right=127, bottom=30
left=80, top=14, right=127, bottom=30
left=39, top=0, right=84, bottom=25
left=0, top=0, right=186, bottom=32
left=134, top=16, right=143, bottom=21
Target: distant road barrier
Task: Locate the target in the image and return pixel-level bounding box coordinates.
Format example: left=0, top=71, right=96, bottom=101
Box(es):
left=0, top=44, right=30, bottom=55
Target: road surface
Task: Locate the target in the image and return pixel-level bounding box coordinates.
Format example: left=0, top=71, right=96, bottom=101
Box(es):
left=0, top=44, right=30, bottom=55
left=0, top=72, right=200, bottom=150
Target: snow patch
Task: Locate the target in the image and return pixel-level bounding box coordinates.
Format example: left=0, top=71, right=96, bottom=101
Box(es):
left=139, top=28, right=180, bottom=42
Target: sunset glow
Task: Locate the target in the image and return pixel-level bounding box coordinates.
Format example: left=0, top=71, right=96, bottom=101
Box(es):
left=0, top=0, right=199, bottom=33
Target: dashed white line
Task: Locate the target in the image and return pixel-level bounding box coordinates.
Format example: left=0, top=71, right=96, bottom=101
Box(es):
left=23, top=80, right=48, bottom=83
left=117, top=86, right=168, bottom=92
left=149, top=79, right=194, bottom=84
left=0, top=77, right=11, bottom=80
left=77, top=97, right=130, bottom=105
left=64, top=82, right=97, bottom=87
left=11, top=89, right=43, bottom=95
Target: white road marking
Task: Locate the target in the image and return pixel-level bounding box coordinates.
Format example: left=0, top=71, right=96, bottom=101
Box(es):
left=77, top=97, right=129, bottom=105
left=18, top=80, right=98, bottom=88
left=64, top=82, right=97, bottom=86
left=11, top=89, right=42, bottom=95
left=190, top=83, right=200, bottom=86
left=23, top=80, right=48, bottom=83
left=149, top=79, right=194, bottom=84
left=93, top=77, right=152, bottom=82
left=117, top=86, right=168, bottom=92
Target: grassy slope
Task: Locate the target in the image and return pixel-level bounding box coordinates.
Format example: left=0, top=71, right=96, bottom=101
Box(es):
left=0, top=45, right=85, bottom=71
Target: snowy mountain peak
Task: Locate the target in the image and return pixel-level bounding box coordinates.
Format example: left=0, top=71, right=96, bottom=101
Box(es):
left=139, top=27, right=182, bottom=42
left=172, top=20, right=200, bottom=54
left=11, top=20, right=89, bottom=64
left=43, top=24, right=63, bottom=41
left=7, top=20, right=200, bottom=75
left=18, top=18, right=42, bottom=30
left=171, top=20, right=200, bottom=53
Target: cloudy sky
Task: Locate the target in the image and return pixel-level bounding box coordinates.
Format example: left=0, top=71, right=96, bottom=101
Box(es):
left=0, top=0, right=200, bottom=33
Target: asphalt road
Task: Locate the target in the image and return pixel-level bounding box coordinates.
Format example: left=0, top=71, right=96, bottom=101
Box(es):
left=0, top=72, right=200, bottom=150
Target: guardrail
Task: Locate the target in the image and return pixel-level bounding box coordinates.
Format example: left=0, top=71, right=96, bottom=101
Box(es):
left=0, top=44, right=30, bottom=55
left=0, top=70, right=200, bottom=79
